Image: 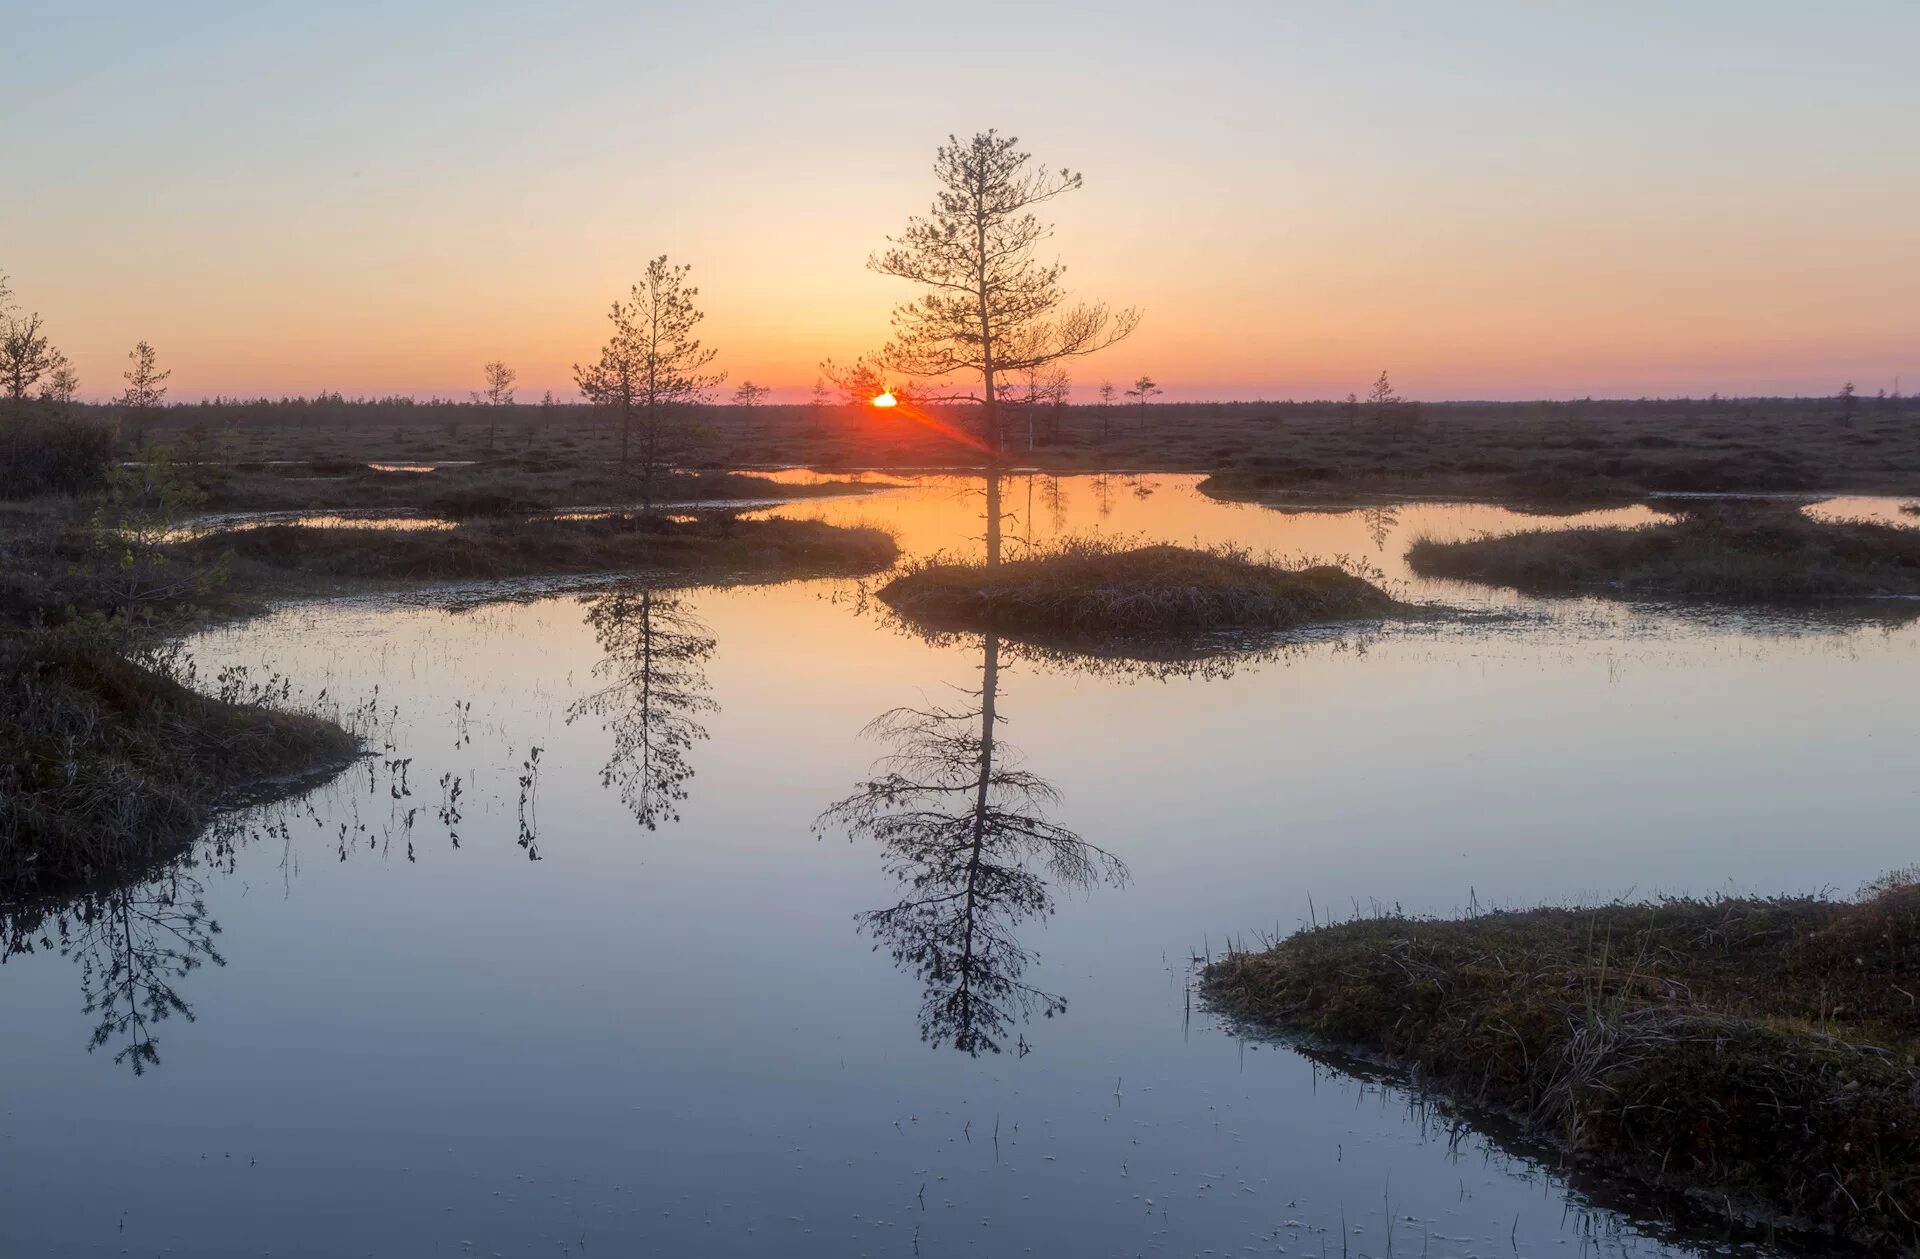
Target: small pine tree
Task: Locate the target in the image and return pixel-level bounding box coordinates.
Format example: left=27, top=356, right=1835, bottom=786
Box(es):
left=474, top=360, right=516, bottom=450
left=809, top=377, right=831, bottom=434
left=573, top=255, right=723, bottom=501
left=1366, top=371, right=1399, bottom=421
left=1124, top=375, right=1162, bottom=429
left=116, top=341, right=172, bottom=446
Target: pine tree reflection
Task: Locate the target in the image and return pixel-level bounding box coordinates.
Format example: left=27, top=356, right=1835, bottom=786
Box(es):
left=818, top=632, right=1126, bottom=1054
left=4, top=858, right=223, bottom=1075
left=567, top=584, right=717, bottom=831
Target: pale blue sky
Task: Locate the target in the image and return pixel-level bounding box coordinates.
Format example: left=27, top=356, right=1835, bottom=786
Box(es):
left=5, top=1, right=1915, bottom=399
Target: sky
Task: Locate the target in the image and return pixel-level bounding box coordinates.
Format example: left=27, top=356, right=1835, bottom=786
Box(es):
left=4, top=1, right=1916, bottom=403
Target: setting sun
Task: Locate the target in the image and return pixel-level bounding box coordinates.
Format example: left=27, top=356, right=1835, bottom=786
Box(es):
left=870, top=391, right=897, bottom=408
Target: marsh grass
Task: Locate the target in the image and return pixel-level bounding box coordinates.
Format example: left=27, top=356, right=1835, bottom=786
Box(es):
left=1407, top=505, right=1920, bottom=602
left=876, top=537, right=1409, bottom=644
left=0, top=639, right=358, bottom=898
left=179, top=512, right=899, bottom=591
left=1204, top=877, right=1920, bottom=1248
left=203, top=459, right=873, bottom=519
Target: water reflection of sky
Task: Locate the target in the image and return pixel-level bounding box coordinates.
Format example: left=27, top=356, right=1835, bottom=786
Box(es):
left=3, top=475, right=1912, bottom=1257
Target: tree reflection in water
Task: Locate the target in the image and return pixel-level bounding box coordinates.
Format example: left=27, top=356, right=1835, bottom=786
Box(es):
left=818, top=632, right=1126, bottom=1055
left=4, top=856, right=223, bottom=1075
left=567, top=584, right=717, bottom=832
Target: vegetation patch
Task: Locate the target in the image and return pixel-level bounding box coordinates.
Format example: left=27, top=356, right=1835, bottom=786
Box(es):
left=877, top=539, right=1407, bottom=643
left=203, top=460, right=875, bottom=518
left=0, top=413, right=118, bottom=500
left=0, top=641, right=357, bottom=899
left=178, top=512, right=899, bottom=592
left=1203, top=878, right=1920, bottom=1248
left=1196, top=438, right=1843, bottom=507
left=1407, top=505, right=1920, bottom=602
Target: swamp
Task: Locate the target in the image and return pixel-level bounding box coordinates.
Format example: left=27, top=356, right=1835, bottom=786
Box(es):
left=6, top=470, right=1920, bottom=1256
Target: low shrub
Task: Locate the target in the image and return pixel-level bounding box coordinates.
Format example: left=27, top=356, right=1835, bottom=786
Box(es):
left=0, top=413, right=116, bottom=499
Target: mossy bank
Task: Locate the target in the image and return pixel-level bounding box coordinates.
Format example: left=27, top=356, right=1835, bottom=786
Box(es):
left=1, top=643, right=359, bottom=899
left=1408, top=505, right=1920, bottom=603
left=1204, top=880, right=1920, bottom=1249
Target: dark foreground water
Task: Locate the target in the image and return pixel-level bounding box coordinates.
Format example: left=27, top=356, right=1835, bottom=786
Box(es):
left=4, top=476, right=1917, bottom=1257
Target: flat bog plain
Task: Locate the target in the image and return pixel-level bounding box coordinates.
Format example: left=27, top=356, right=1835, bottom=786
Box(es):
left=6, top=474, right=1917, bottom=1256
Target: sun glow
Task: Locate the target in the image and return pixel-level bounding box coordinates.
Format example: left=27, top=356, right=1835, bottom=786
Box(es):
left=870, top=391, right=897, bottom=408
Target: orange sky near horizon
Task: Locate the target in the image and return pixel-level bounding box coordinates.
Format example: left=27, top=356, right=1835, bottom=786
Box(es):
left=5, top=2, right=1915, bottom=405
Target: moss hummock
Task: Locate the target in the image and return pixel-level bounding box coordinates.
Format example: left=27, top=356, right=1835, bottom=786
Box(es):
left=1204, top=880, right=1920, bottom=1248
left=878, top=541, right=1406, bottom=641
left=1, top=646, right=359, bottom=897
left=1408, top=505, right=1920, bottom=602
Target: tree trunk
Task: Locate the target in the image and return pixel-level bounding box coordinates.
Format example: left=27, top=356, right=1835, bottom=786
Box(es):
left=983, top=463, right=1002, bottom=568
left=642, top=399, right=659, bottom=512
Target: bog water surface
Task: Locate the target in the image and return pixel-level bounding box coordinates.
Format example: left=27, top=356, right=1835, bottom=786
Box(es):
left=5, top=475, right=1916, bottom=1257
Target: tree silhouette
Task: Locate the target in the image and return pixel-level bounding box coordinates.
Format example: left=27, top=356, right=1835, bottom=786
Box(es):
left=1096, top=381, right=1118, bottom=444
left=566, top=584, right=717, bottom=831
left=840, top=131, right=1137, bottom=565
left=1366, top=370, right=1400, bottom=422
left=40, top=351, right=79, bottom=410
left=474, top=360, right=517, bottom=449
left=809, top=377, right=833, bottom=435
left=574, top=256, right=724, bottom=501
left=2, top=311, right=57, bottom=403
left=116, top=340, right=172, bottom=446
left=817, top=633, right=1126, bottom=1054
left=1124, top=374, right=1161, bottom=428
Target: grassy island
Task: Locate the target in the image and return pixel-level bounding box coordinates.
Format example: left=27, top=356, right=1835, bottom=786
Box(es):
left=1, top=642, right=358, bottom=898
left=877, top=540, right=1407, bottom=642
left=1204, top=880, right=1920, bottom=1248
left=197, top=457, right=875, bottom=519
left=181, top=512, right=899, bottom=594
left=1408, top=506, right=1920, bottom=603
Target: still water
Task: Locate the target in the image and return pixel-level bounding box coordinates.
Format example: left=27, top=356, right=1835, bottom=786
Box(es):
left=5, top=475, right=1917, bottom=1257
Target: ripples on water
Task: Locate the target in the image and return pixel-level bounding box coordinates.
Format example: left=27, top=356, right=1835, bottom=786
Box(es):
left=4, top=475, right=1913, bottom=1257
